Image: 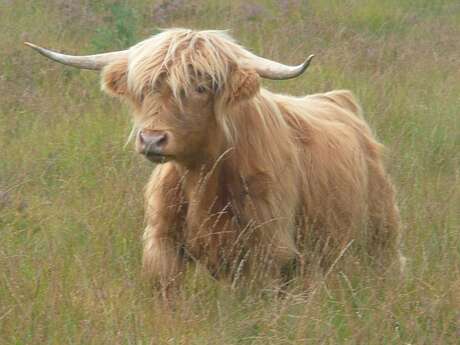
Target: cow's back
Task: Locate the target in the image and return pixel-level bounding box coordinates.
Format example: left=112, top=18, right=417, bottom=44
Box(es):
left=273, top=89, right=392, bottom=260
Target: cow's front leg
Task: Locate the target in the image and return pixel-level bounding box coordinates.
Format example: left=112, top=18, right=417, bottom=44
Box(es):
left=143, top=225, right=184, bottom=299
left=142, top=164, right=187, bottom=298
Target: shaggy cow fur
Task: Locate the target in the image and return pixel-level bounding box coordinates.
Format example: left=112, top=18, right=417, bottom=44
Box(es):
left=100, top=29, right=404, bottom=292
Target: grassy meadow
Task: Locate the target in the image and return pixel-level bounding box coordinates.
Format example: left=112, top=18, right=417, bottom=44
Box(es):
left=1, top=0, right=459, bottom=344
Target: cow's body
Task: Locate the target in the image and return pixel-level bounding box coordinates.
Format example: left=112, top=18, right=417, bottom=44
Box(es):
left=142, top=88, right=402, bottom=286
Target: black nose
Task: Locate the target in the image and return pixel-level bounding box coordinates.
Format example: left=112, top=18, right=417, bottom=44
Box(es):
left=139, top=130, right=168, bottom=155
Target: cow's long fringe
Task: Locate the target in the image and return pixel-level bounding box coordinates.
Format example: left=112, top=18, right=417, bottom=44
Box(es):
left=127, top=29, right=253, bottom=104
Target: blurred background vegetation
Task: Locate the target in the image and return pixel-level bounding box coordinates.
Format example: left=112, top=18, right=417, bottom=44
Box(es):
left=1, top=0, right=459, bottom=344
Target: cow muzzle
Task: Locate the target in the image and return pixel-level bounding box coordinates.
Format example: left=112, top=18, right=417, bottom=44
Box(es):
left=137, top=130, right=172, bottom=163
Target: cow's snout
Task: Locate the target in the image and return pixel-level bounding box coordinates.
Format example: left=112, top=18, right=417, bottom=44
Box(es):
left=138, top=130, right=169, bottom=156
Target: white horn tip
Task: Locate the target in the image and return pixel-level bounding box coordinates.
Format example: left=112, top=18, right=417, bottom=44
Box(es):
left=24, top=42, right=46, bottom=53
left=302, top=54, right=315, bottom=71
left=24, top=42, right=37, bottom=48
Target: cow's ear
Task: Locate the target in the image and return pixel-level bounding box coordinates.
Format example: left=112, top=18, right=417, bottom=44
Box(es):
left=101, top=58, right=129, bottom=97
left=228, top=68, right=260, bottom=103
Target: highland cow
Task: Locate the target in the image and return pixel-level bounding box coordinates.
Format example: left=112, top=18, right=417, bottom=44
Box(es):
left=26, top=29, right=404, bottom=294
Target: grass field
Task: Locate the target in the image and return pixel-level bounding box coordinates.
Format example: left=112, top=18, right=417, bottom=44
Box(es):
left=1, top=0, right=459, bottom=344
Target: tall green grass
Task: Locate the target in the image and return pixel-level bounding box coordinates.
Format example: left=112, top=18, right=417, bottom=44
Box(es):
left=1, top=0, right=458, bottom=344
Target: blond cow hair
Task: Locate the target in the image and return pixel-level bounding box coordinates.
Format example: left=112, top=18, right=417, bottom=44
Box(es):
left=102, top=29, right=404, bottom=290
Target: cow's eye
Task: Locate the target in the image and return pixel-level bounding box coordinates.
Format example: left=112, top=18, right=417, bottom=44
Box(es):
left=140, top=88, right=149, bottom=102
left=195, top=85, right=206, bottom=94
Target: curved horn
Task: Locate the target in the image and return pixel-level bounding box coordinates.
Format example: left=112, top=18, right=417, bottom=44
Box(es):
left=24, top=42, right=128, bottom=70
left=242, top=53, right=314, bottom=80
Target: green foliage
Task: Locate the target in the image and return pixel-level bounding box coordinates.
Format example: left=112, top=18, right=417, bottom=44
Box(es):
left=91, top=2, right=139, bottom=50
left=1, top=0, right=459, bottom=344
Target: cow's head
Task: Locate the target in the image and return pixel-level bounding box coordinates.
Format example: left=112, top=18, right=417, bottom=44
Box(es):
left=26, top=29, right=313, bottom=166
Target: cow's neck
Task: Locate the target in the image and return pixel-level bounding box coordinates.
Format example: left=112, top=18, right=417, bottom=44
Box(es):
left=174, top=153, right=240, bottom=211
left=174, top=92, right=295, bottom=216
